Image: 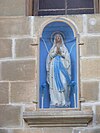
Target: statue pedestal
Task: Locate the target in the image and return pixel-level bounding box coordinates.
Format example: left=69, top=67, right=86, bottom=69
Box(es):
left=23, top=110, right=93, bottom=127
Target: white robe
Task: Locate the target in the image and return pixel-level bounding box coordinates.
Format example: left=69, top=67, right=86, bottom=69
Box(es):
left=46, top=37, right=71, bottom=108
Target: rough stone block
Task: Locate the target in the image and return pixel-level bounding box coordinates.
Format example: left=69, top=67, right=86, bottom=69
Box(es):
left=0, top=17, right=31, bottom=37
left=0, top=0, right=25, bottom=16
left=43, top=127, right=72, bottom=133
left=80, top=36, right=100, bottom=56
left=15, top=38, right=37, bottom=57
left=1, top=60, right=36, bottom=81
left=81, top=105, right=92, bottom=112
left=0, top=82, right=9, bottom=104
left=0, top=129, right=8, bottom=133
left=0, top=129, right=42, bottom=133
left=81, top=59, right=100, bottom=79
left=96, top=105, right=100, bottom=124
left=73, top=129, right=81, bottom=133
left=87, top=14, right=100, bottom=33
left=0, top=105, right=21, bottom=127
left=24, top=103, right=36, bottom=111
left=0, top=39, right=12, bottom=58
left=67, top=15, right=83, bottom=33
left=81, top=128, right=100, bottom=133
left=11, top=81, right=36, bottom=103
left=81, top=82, right=99, bottom=101
left=33, top=17, right=52, bottom=36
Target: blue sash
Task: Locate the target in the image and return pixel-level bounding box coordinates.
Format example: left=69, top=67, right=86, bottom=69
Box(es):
left=54, top=55, right=75, bottom=92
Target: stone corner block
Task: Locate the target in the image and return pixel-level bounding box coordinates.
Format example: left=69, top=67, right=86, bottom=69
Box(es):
left=0, top=39, right=12, bottom=58
left=15, top=38, right=37, bottom=58
left=0, top=82, right=9, bottom=104
left=0, top=105, right=22, bottom=128
left=1, top=60, right=36, bottom=81
left=0, top=17, right=31, bottom=37
left=11, top=81, right=36, bottom=103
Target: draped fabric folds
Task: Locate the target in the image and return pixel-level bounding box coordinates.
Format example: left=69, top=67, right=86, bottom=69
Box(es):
left=46, top=34, right=72, bottom=108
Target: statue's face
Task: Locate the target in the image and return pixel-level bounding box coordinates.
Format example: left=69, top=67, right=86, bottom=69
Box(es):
left=55, top=34, right=62, bottom=44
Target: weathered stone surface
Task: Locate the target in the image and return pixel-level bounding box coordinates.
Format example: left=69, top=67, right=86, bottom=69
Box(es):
left=0, top=39, right=12, bottom=58
left=23, top=110, right=93, bottom=127
left=11, top=81, right=36, bottom=103
left=0, top=105, right=21, bottom=127
left=81, top=59, right=100, bottom=79
left=96, top=105, right=100, bottom=124
left=1, top=60, right=35, bottom=81
left=13, top=129, right=42, bottom=133
left=33, top=15, right=83, bottom=36
left=0, top=0, right=25, bottom=16
left=81, top=128, right=100, bottom=133
left=33, top=16, right=53, bottom=36
left=0, top=17, right=31, bottom=37
left=0, top=129, right=8, bottom=133
left=0, top=82, right=9, bottom=104
left=43, top=127, right=72, bottom=133
left=73, top=129, right=82, bottom=133
left=87, top=14, right=100, bottom=33
left=81, top=82, right=99, bottom=101
left=81, top=105, right=92, bottom=112
left=15, top=38, right=37, bottom=57
left=24, top=103, right=36, bottom=112
left=0, top=129, right=42, bottom=133
left=67, top=15, right=83, bottom=33
left=80, top=36, right=100, bottom=56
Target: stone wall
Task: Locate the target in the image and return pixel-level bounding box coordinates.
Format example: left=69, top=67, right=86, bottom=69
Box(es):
left=0, top=0, right=26, bottom=16
left=0, top=14, right=100, bottom=133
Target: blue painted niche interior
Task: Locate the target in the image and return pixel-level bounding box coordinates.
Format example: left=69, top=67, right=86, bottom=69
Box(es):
left=39, top=21, right=78, bottom=108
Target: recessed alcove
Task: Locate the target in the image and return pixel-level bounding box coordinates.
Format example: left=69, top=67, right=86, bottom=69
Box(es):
left=23, top=17, right=93, bottom=127
left=39, top=20, right=79, bottom=109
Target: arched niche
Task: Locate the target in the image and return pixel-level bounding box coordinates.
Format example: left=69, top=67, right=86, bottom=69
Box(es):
left=39, top=19, right=80, bottom=109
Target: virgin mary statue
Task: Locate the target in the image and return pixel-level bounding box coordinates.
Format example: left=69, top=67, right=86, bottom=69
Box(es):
left=46, top=33, right=73, bottom=108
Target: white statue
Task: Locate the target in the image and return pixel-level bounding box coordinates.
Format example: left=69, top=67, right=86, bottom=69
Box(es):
left=46, top=34, right=71, bottom=108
